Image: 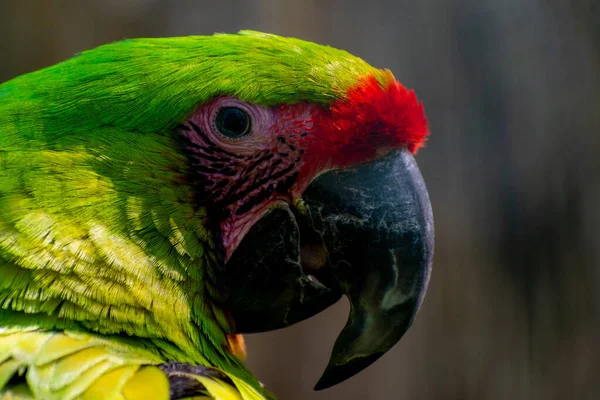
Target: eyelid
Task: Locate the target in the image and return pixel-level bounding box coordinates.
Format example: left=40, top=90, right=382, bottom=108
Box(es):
left=210, top=102, right=255, bottom=139
left=215, top=107, right=252, bottom=139
left=205, top=97, right=272, bottom=146
left=209, top=98, right=266, bottom=141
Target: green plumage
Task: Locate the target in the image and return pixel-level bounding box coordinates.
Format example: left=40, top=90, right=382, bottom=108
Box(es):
left=0, top=30, right=384, bottom=399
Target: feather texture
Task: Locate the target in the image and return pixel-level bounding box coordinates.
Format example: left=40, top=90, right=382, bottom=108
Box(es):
left=0, top=329, right=167, bottom=399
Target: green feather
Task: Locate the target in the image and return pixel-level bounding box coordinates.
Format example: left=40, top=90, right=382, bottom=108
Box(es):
left=0, top=30, right=385, bottom=398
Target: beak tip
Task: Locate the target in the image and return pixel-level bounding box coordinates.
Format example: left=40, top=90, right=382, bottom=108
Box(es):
left=313, top=378, right=331, bottom=391
left=313, top=367, right=341, bottom=391
left=313, top=353, right=384, bottom=391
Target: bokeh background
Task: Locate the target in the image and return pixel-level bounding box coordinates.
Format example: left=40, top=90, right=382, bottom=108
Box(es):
left=1, top=1, right=599, bottom=399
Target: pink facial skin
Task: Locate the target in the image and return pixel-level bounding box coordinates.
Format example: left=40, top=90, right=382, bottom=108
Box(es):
left=177, top=97, right=319, bottom=261
left=176, top=76, right=428, bottom=261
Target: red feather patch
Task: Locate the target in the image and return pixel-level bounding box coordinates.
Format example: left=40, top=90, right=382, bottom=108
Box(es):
left=304, top=74, right=429, bottom=174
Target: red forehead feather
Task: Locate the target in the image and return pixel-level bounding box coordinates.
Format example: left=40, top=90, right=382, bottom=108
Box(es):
left=306, top=74, right=429, bottom=171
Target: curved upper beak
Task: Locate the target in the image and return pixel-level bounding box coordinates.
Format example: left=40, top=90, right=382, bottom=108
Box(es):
left=303, top=149, right=434, bottom=390
left=222, top=148, right=433, bottom=389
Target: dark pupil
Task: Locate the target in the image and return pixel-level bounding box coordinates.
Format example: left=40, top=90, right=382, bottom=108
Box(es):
left=216, top=107, right=251, bottom=138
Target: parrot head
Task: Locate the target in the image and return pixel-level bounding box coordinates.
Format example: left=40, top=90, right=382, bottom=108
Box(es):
left=1, top=30, right=433, bottom=391
left=166, top=33, right=434, bottom=389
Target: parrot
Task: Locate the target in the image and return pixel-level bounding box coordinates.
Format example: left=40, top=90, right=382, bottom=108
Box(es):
left=0, top=30, right=434, bottom=399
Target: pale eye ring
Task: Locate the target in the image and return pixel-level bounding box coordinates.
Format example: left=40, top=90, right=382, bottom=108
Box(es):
left=215, top=107, right=252, bottom=138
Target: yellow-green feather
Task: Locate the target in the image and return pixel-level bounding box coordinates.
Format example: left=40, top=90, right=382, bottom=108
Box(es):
left=0, top=329, right=167, bottom=399
left=0, top=330, right=261, bottom=400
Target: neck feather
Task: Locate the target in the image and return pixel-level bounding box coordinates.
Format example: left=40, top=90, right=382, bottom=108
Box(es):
left=0, top=127, right=242, bottom=371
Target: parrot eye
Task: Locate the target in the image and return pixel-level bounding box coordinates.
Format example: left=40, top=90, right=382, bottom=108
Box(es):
left=215, top=107, right=252, bottom=138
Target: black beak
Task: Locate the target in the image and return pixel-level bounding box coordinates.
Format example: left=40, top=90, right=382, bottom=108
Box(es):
left=303, top=149, right=434, bottom=390
left=222, top=149, right=433, bottom=389
left=221, top=206, right=341, bottom=332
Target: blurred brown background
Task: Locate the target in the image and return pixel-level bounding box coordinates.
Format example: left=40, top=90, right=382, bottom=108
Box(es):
left=1, top=1, right=599, bottom=399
